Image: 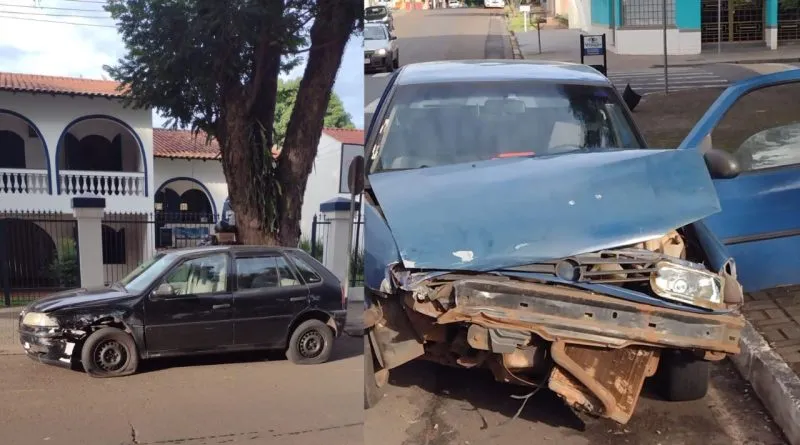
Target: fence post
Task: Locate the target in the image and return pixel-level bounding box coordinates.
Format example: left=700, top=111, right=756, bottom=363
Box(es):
left=71, top=198, right=106, bottom=289
left=310, top=215, right=318, bottom=259
left=0, top=219, right=10, bottom=306
left=319, top=197, right=359, bottom=286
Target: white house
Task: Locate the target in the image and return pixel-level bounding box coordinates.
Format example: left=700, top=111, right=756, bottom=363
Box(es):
left=0, top=71, right=363, bottom=293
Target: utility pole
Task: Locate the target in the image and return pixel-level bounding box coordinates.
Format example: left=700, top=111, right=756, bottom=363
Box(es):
left=717, top=0, right=722, bottom=54
left=663, top=0, right=669, bottom=94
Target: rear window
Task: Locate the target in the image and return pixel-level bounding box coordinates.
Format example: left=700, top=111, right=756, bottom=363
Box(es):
left=365, top=6, right=387, bottom=20
left=288, top=252, right=322, bottom=284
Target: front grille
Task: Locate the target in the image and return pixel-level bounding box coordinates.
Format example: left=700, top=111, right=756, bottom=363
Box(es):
left=365, top=51, right=374, bottom=58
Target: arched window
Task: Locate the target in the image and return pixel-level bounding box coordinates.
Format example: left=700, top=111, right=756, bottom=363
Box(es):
left=0, top=130, right=26, bottom=169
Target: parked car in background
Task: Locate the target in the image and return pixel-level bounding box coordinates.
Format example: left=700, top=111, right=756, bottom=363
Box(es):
left=448, top=0, right=461, bottom=7
left=365, top=5, right=394, bottom=31
left=484, top=0, right=504, bottom=7
left=364, top=23, right=399, bottom=73
left=361, top=60, right=748, bottom=423
left=19, top=246, right=346, bottom=377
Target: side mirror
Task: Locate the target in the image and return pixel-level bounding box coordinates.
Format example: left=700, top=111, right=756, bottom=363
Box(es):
left=348, top=155, right=366, bottom=195
left=704, top=148, right=741, bottom=180
left=152, top=283, right=175, bottom=298
left=390, top=35, right=397, bottom=40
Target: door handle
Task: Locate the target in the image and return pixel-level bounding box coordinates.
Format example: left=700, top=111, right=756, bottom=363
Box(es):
left=212, top=304, right=231, bottom=310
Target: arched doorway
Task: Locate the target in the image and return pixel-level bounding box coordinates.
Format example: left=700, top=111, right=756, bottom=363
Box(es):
left=0, top=110, right=50, bottom=194
left=0, top=219, right=59, bottom=288
left=154, top=178, right=217, bottom=248
left=56, top=115, right=147, bottom=196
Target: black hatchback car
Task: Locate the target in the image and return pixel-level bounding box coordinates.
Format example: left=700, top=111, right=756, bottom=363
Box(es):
left=18, top=246, right=347, bottom=377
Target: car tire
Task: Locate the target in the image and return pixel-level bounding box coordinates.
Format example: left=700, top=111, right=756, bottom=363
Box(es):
left=655, top=350, right=710, bottom=401
left=80, top=327, right=139, bottom=378
left=364, top=334, right=384, bottom=409
left=286, top=319, right=334, bottom=365
left=386, top=56, right=394, bottom=73
left=393, top=53, right=400, bottom=69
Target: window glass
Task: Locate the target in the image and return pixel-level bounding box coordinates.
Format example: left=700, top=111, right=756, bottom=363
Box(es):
left=288, top=252, right=322, bottom=284
left=236, top=257, right=280, bottom=290
left=162, top=254, right=228, bottom=296
left=368, top=81, right=644, bottom=173
left=707, top=83, right=800, bottom=172
left=120, top=253, right=176, bottom=293
left=275, top=256, right=302, bottom=286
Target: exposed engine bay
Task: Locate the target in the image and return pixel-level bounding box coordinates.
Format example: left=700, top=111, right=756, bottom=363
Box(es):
left=365, top=230, right=745, bottom=424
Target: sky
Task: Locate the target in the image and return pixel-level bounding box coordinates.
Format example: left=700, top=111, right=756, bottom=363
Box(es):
left=0, top=0, right=364, bottom=129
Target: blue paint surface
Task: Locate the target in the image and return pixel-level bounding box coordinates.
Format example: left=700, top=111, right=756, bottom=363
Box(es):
left=676, top=0, right=701, bottom=30
left=368, top=149, right=721, bottom=271
left=591, top=0, right=611, bottom=26
left=363, top=200, right=402, bottom=290
left=679, top=69, right=800, bottom=292
left=766, top=0, right=778, bottom=27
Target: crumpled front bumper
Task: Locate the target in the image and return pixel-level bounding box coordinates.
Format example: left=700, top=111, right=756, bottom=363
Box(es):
left=19, top=327, right=76, bottom=369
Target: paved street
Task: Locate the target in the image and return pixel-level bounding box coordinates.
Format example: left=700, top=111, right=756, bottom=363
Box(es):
left=0, top=302, right=364, bottom=445
left=364, top=8, right=510, bottom=126
left=365, top=359, right=787, bottom=445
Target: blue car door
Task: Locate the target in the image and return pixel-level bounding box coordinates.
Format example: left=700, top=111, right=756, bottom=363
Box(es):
left=679, top=69, right=800, bottom=293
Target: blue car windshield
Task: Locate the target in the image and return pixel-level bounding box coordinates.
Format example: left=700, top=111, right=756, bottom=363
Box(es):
left=368, top=81, right=645, bottom=173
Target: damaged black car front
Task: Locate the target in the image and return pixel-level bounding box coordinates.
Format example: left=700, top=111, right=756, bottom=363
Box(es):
left=361, top=61, right=746, bottom=423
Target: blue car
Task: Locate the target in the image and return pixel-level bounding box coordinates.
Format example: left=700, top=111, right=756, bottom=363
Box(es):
left=362, top=60, right=800, bottom=423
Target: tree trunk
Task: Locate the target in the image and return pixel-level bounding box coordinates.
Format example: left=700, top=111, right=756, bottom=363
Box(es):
left=276, top=0, right=359, bottom=247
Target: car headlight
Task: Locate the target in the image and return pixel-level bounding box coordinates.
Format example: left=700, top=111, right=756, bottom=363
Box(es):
left=377, top=48, right=387, bottom=56
left=22, top=312, right=60, bottom=328
left=650, top=261, right=724, bottom=310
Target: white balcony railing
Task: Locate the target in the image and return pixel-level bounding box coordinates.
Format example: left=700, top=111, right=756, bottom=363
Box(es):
left=0, top=169, right=50, bottom=194
left=59, top=170, right=146, bottom=197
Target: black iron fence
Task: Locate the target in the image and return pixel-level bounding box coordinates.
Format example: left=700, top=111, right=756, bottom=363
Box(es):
left=101, top=212, right=219, bottom=285
left=308, top=214, right=364, bottom=287
left=0, top=211, right=79, bottom=307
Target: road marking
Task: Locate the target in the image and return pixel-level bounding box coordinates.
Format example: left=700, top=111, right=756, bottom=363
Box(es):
left=607, top=67, right=729, bottom=95
left=365, top=98, right=380, bottom=114
left=737, top=62, right=798, bottom=75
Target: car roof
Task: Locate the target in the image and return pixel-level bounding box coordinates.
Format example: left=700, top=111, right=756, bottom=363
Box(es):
left=395, top=60, right=612, bottom=87
left=163, top=245, right=304, bottom=257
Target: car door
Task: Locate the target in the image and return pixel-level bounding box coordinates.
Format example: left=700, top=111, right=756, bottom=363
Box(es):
left=232, top=252, right=309, bottom=347
left=678, top=69, right=800, bottom=293
left=144, top=252, right=234, bottom=353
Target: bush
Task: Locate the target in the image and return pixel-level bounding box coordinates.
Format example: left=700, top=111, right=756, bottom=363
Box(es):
left=298, top=238, right=324, bottom=262
left=49, top=239, right=79, bottom=288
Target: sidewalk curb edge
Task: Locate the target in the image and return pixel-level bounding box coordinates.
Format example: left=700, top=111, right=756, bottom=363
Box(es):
left=731, top=320, right=800, bottom=445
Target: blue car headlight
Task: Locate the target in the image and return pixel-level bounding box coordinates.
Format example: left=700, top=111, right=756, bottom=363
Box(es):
left=650, top=261, right=724, bottom=310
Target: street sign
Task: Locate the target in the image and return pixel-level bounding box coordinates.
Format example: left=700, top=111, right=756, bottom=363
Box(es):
left=519, top=4, right=530, bottom=12
left=579, top=34, right=608, bottom=76
left=581, top=35, right=604, bottom=56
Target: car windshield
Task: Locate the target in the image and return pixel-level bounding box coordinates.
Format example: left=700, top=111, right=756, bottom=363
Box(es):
left=368, top=80, right=644, bottom=173
left=119, top=253, right=176, bottom=294
left=364, top=25, right=387, bottom=40
left=365, top=7, right=387, bottom=20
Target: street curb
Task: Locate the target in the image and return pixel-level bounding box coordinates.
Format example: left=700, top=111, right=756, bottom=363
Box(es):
left=0, top=307, right=21, bottom=314
left=731, top=321, right=800, bottom=445
left=509, top=30, right=524, bottom=60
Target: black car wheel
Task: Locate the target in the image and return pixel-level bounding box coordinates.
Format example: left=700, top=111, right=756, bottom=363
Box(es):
left=386, top=55, right=394, bottom=73
left=81, top=327, right=139, bottom=378
left=655, top=350, right=710, bottom=401
left=393, top=52, right=400, bottom=69
left=286, top=319, right=334, bottom=365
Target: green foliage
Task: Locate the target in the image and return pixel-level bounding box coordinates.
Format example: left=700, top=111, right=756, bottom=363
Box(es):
left=49, top=239, right=79, bottom=288
left=298, top=237, right=324, bottom=262
left=274, top=78, right=355, bottom=147
left=349, top=250, right=364, bottom=286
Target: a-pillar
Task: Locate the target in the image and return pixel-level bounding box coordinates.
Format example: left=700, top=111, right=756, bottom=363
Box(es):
left=319, top=197, right=359, bottom=286
left=72, top=197, right=106, bottom=288
left=766, top=0, right=778, bottom=50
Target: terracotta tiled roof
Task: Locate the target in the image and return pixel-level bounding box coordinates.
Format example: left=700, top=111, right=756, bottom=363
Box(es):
left=323, top=128, right=364, bottom=145
left=155, top=128, right=364, bottom=160
left=0, top=71, right=126, bottom=98
left=153, top=129, right=220, bottom=160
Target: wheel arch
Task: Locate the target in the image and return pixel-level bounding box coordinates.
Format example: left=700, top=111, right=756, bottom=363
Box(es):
left=284, top=309, right=338, bottom=346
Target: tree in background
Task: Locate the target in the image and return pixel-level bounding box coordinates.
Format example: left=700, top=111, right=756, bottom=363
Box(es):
left=274, top=77, right=355, bottom=147
left=105, top=0, right=361, bottom=246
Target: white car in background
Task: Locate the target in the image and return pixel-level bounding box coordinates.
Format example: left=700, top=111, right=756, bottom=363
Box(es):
left=448, top=0, right=461, bottom=7
left=364, top=23, right=399, bottom=73
left=484, top=0, right=504, bottom=7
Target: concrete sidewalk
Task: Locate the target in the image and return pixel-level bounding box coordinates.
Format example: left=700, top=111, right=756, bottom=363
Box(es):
left=515, top=28, right=800, bottom=70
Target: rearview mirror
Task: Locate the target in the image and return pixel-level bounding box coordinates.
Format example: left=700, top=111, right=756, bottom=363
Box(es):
left=348, top=155, right=366, bottom=195
left=704, top=148, right=740, bottom=180
left=152, top=283, right=175, bottom=298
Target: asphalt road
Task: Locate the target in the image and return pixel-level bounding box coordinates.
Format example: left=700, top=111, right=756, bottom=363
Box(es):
left=365, top=359, right=787, bottom=445
left=364, top=8, right=510, bottom=127
left=0, top=303, right=364, bottom=445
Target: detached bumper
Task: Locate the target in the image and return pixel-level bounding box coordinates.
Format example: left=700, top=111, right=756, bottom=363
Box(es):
left=19, top=328, right=76, bottom=369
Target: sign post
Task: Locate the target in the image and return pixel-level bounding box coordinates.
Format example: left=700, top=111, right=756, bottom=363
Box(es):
left=663, top=0, right=669, bottom=94
left=520, top=4, right=530, bottom=33
left=579, top=34, right=607, bottom=76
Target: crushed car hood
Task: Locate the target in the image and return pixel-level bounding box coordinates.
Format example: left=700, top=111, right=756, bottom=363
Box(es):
left=368, top=149, right=721, bottom=271
left=26, top=287, right=129, bottom=313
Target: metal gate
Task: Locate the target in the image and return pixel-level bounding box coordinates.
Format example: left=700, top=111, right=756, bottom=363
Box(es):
left=701, top=0, right=764, bottom=43
left=779, top=3, right=800, bottom=42
left=0, top=213, right=79, bottom=307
